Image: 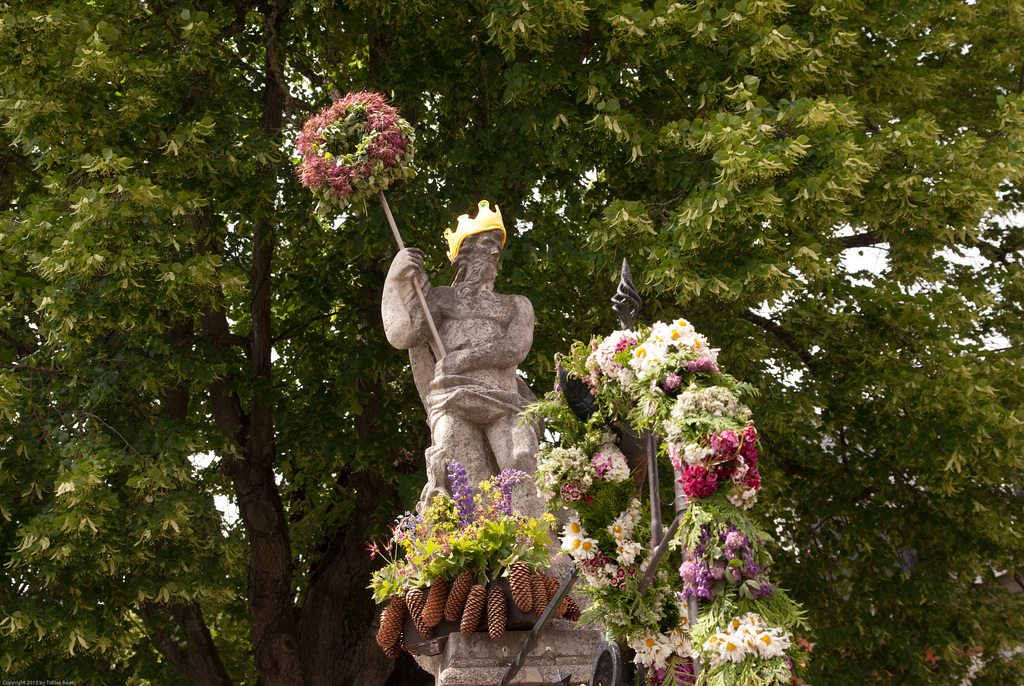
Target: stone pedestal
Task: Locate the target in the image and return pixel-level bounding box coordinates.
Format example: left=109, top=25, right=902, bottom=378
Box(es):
left=414, top=624, right=604, bottom=686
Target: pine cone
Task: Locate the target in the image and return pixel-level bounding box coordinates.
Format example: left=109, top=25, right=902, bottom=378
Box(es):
left=406, top=587, right=426, bottom=622
left=509, top=562, right=533, bottom=613
left=487, top=585, right=507, bottom=639
left=444, top=570, right=473, bottom=622
left=542, top=574, right=569, bottom=616
left=407, top=587, right=433, bottom=638
left=460, top=584, right=487, bottom=636
left=530, top=573, right=549, bottom=618
left=563, top=596, right=582, bottom=622
left=422, top=578, right=449, bottom=628
left=376, top=596, right=406, bottom=649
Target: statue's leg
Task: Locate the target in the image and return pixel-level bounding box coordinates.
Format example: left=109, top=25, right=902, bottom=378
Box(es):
left=426, top=412, right=493, bottom=504
left=486, top=414, right=544, bottom=518
left=486, top=412, right=540, bottom=474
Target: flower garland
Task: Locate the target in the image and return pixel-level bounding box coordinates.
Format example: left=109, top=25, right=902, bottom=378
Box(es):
left=525, top=318, right=808, bottom=686
left=295, top=91, right=416, bottom=214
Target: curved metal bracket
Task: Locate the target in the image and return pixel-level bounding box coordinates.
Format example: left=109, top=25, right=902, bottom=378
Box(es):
left=588, top=640, right=635, bottom=686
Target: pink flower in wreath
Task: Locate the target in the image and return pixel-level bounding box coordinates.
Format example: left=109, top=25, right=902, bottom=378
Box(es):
left=666, top=442, right=684, bottom=473
left=743, top=467, right=762, bottom=491
left=681, top=465, right=718, bottom=499
left=560, top=481, right=584, bottom=502
left=740, top=424, right=759, bottom=466
left=679, top=559, right=699, bottom=584
left=710, top=430, right=740, bottom=457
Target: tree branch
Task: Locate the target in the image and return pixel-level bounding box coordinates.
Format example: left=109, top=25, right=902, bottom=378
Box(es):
left=134, top=316, right=234, bottom=684
left=139, top=602, right=234, bottom=686
left=839, top=229, right=885, bottom=250
left=299, top=471, right=398, bottom=685
left=739, top=310, right=818, bottom=374
left=222, top=5, right=302, bottom=684
left=0, top=327, right=36, bottom=358
left=0, top=364, right=66, bottom=377
left=1, top=153, right=42, bottom=179
left=272, top=308, right=340, bottom=344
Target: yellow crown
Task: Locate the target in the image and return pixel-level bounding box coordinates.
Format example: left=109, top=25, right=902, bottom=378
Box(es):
left=444, top=200, right=506, bottom=262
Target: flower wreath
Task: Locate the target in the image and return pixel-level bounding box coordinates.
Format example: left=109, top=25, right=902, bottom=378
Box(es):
left=525, top=318, right=809, bottom=686
left=295, top=91, right=416, bottom=214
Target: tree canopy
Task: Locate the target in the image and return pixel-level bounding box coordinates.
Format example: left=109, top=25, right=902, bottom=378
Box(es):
left=1, top=0, right=1022, bottom=684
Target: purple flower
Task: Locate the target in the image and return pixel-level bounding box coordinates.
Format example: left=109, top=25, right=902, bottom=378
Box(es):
left=446, top=461, right=474, bottom=525
left=662, top=372, right=683, bottom=391
left=494, top=469, right=529, bottom=516
left=685, top=357, right=719, bottom=373
left=725, top=530, right=748, bottom=551
left=711, top=559, right=727, bottom=580
left=672, top=658, right=696, bottom=685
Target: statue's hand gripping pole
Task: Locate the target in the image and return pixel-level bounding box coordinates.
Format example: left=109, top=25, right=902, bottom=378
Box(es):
left=379, top=190, right=446, bottom=359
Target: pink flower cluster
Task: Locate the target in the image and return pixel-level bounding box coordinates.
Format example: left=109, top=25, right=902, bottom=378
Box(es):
left=593, top=452, right=613, bottom=478
left=585, top=330, right=638, bottom=385
left=678, top=425, right=761, bottom=502
left=560, top=481, right=583, bottom=501
left=295, top=91, right=413, bottom=206
left=577, top=552, right=642, bottom=590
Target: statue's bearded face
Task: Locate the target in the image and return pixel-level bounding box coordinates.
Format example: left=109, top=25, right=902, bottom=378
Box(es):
left=453, top=230, right=503, bottom=286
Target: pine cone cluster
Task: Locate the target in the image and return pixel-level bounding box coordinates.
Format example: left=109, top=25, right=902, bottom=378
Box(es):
left=377, top=567, right=583, bottom=659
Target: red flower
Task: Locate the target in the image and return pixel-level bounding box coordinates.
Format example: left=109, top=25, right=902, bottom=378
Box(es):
left=681, top=466, right=718, bottom=498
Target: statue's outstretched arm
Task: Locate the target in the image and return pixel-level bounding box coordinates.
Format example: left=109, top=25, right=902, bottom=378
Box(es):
left=382, top=248, right=433, bottom=350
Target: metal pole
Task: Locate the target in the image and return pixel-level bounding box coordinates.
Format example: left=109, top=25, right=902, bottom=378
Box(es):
left=378, top=190, right=446, bottom=358
left=674, top=460, right=701, bottom=680
left=647, top=431, right=662, bottom=548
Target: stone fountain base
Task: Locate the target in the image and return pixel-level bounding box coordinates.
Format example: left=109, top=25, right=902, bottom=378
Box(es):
left=413, top=622, right=604, bottom=686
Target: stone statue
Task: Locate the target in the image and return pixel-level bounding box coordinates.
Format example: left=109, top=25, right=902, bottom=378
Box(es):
left=382, top=200, right=543, bottom=512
